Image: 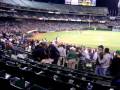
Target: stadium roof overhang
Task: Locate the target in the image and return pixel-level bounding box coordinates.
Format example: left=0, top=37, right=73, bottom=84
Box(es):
left=0, top=0, right=108, bottom=16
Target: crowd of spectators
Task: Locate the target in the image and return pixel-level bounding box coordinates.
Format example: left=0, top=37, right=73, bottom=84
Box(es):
left=0, top=17, right=120, bottom=88
left=107, top=20, right=120, bottom=26
left=0, top=11, right=107, bottom=22
left=1, top=10, right=120, bottom=30
left=0, top=18, right=120, bottom=77
left=0, top=25, right=119, bottom=77
left=0, top=18, right=109, bottom=34
left=1, top=10, right=120, bottom=29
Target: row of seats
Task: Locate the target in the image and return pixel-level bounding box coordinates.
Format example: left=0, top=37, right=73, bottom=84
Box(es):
left=0, top=48, right=117, bottom=90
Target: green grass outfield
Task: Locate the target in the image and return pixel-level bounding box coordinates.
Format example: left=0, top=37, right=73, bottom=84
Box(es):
left=31, top=30, right=120, bottom=50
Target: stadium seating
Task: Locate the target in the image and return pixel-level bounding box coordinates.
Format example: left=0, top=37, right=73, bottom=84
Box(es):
left=0, top=0, right=108, bottom=15
left=0, top=46, right=117, bottom=90
left=0, top=0, right=120, bottom=90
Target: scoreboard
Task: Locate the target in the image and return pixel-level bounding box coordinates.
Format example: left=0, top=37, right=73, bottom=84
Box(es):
left=65, top=0, right=96, bottom=6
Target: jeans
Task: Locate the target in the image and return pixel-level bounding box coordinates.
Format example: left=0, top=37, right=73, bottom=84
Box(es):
left=95, top=66, right=107, bottom=76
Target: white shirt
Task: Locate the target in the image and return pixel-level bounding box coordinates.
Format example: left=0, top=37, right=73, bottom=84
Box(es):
left=25, top=45, right=32, bottom=52
left=98, top=53, right=111, bottom=68
left=84, top=49, right=90, bottom=60
left=93, top=52, right=98, bottom=61
left=17, top=54, right=27, bottom=59
left=58, top=47, right=66, bottom=57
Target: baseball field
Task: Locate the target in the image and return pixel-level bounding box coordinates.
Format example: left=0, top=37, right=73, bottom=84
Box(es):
left=31, top=30, right=120, bottom=50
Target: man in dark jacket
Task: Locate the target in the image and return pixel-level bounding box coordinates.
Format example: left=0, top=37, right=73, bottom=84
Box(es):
left=32, top=43, right=47, bottom=62
left=110, top=50, right=120, bottom=89
left=48, top=44, right=60, bottom=64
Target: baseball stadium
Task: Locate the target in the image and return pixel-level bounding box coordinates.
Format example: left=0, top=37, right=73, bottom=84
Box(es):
left=0, top=0, right=120, bottom=90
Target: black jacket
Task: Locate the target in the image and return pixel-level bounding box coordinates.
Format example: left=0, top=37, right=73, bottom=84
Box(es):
left=48, top=44, right=60, bottom=59
left=110, top=56, right=120, bottom=77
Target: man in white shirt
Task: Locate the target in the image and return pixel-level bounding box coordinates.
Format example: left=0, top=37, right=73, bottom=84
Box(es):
left=97, top=48, right=111, bottom=76
left=95, top=45, right=104, bottom=76
left=57, top=45, right=66, bottom=66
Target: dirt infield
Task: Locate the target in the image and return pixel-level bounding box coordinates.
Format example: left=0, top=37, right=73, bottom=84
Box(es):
left=30, top=33, right=45, bottom=40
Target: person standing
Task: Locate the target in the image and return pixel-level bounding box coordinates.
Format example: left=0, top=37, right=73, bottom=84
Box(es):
left=48, top=43, right=60, bottom=64
left=95, top=45, right=104, bottom=76
left=98, top=48, right=111, bottom=76
left=110, top=50, right=120, bottom=89
left=67, top=47, right=77, bottom=69
left=57, top=44, right=66, bottom=66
